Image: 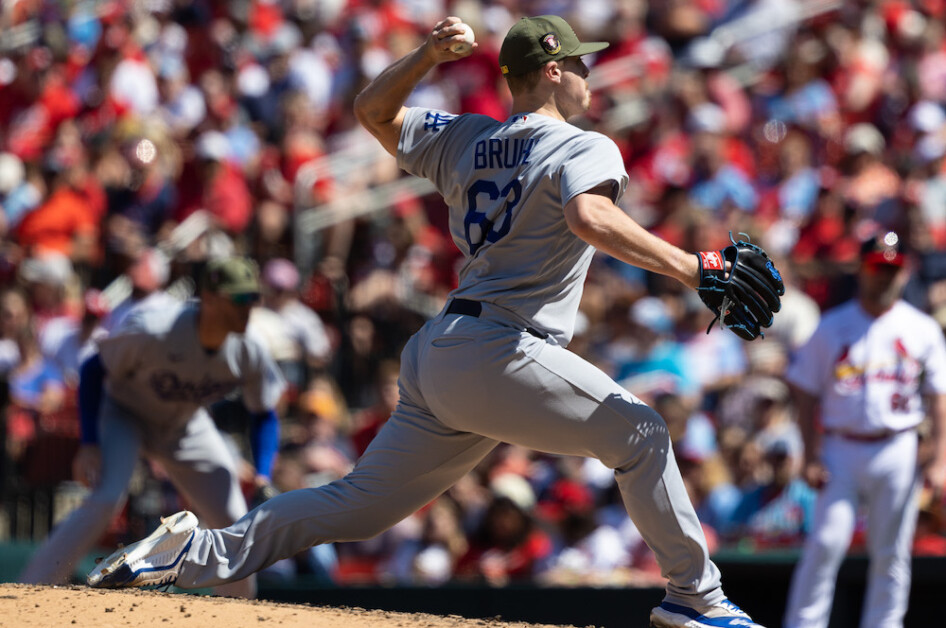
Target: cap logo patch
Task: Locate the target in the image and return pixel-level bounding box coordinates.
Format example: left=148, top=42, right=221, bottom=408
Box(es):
left=541, top=33, right=561, bottom=55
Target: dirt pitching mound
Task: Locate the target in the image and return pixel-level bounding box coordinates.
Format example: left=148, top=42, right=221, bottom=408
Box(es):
left=0, top=584, right=581, bottom=628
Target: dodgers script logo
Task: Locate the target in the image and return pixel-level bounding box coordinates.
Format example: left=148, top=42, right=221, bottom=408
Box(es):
left=150, top=371, right=240, bottom=403
left=423, top=111, right=455, bottom=133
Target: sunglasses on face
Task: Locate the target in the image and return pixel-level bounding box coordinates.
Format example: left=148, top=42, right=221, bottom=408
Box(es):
left=229, top=292, right=260, bottom=306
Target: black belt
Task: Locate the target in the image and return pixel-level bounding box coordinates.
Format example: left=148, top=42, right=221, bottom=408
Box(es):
left=823, top=427, right=915, bottom=443
left=446, top=298, right=549, bottom=339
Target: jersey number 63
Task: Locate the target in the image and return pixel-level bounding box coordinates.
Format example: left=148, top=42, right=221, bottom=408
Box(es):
left=464, top=179, right=522, bottom=255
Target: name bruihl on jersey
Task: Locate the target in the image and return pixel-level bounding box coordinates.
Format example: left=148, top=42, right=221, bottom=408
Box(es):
left=474, top=137, right=539, bottom=170
left=421, top=111, right=539, bottom=171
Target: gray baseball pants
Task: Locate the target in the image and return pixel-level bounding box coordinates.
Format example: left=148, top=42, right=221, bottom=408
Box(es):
left=19, top=399, right=254, bottom=598
left=177, top=306, right=724, bottom=606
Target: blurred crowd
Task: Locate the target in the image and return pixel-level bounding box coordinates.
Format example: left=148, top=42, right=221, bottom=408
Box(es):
left=4, top=0, right=946, bottom=588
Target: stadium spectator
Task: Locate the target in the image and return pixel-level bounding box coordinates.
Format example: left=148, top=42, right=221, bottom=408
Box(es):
left=455, top=487, right=552, bottom=587
left=17, top=252, right=74, bottom=332
left=40, top=288, right=109, bottom=387
left=259, top=257, right=332, bottom=390
left=104, top=247, right=177, bottom=334
left=384, top=497, right=470, bottom=586
left=350, top=358, right=400, bottom=458
left=5, top=323, right=66, bottom=466
left=0, top=287, right=31, bottom=375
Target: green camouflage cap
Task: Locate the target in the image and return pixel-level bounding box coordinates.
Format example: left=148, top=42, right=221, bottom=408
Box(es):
left=200, top=257, right=261, bottom=297
left=499, top=15, right=609, bottom=77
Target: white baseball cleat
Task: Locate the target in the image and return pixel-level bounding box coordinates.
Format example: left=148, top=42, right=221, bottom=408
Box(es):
left=87, top=511, right=198, bottom=589
left=650, top=598, right=765, bottom=627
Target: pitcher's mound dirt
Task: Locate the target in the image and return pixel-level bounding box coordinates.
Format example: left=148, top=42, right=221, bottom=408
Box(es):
left=0, top=583, right=581, bottom=628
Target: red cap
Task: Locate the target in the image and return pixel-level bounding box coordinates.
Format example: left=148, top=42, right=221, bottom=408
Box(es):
left=861, top=231, right=906, bottom=267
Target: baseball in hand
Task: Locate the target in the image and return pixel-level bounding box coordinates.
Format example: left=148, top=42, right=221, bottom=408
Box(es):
left=449, top=24, right=475, bottom=54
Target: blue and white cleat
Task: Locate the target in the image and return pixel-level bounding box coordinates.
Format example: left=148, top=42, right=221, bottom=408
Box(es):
left=650, top=599, right=765, bottom=627
left=87, top=511, right=198, bottom=589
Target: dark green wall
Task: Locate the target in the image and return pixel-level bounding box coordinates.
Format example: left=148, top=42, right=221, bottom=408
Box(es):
left=256, top=556, right=946, bottom=628
left=2, top=544, right=944, bottom=627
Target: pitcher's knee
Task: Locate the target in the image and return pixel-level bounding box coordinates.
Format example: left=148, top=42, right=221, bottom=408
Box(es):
left=592, top=406, right=672, bottom=471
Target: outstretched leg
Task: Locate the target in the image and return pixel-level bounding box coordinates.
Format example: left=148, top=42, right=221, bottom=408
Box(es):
left=176, top=400, right=498, bottom=588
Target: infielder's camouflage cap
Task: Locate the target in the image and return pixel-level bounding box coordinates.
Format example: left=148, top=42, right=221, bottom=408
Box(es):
left=498, top=15, right=609, bottom=76
left=200, top=257, right=261, bottom=298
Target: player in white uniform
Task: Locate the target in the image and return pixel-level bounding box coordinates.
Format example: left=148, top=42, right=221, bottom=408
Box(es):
left=20, top=258, right=285, bottom=599
left=87, top=16, right=763, bottom=627
left=783, top=232, right=946, bottom=628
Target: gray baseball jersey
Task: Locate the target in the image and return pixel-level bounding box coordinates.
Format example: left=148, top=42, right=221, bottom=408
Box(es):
left=398, top=108, right=628, bottom=346
left=98, top=301, right=285, bottom=426
left=173, top=108, right=724, bottom=610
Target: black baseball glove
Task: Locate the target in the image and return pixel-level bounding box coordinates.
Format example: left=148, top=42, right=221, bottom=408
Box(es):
left=696, top=234, right=785, bottom=341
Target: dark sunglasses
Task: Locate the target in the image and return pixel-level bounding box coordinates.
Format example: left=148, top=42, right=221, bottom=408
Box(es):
left=229, top=292, right=260, bottom=306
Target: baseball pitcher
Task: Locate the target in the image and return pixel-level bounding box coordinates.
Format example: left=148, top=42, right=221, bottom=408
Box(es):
left=86, top=16, right=782, bottom=628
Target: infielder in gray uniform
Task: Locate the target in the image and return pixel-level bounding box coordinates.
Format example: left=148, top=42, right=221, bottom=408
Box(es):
left=22, top=258, right=285, bottom=599
left=88, top=16, right=766, bottom=628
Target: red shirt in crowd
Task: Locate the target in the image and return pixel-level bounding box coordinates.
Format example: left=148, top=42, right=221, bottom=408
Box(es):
left=15, top=185, right=99, bottom=258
